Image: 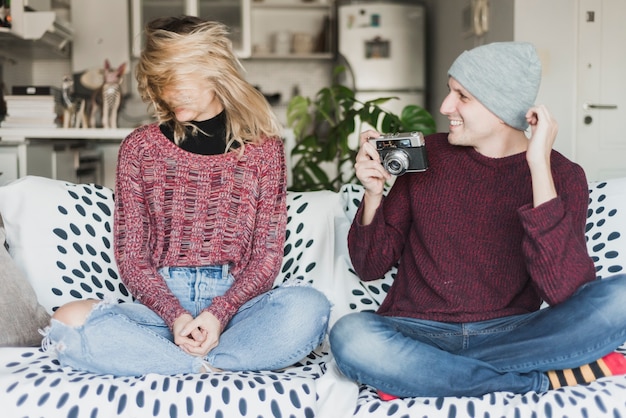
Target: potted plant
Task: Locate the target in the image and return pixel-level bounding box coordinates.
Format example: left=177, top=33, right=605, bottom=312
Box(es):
left=286, top=66, right=436, bottom=192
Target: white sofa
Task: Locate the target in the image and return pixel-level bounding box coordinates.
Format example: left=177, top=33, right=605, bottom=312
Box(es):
left=1, top=175, right=625, bottom=418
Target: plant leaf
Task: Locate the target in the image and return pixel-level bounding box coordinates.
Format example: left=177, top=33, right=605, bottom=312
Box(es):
left=286, top=66, right=436, bottom=192
left=400, top=105, right=437, bottom=134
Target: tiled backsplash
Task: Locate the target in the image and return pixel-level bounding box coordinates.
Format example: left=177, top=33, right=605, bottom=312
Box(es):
left=243, top=59, right=333, bottom=126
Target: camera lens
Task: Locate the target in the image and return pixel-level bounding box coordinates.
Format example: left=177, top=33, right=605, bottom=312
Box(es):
left=383, top=150, right=409, bottom=176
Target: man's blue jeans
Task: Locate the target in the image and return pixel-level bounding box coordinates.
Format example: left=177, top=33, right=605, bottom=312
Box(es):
left=329, top=274, right=626, bottom=398
left=46, top=265, right=331, bottom=376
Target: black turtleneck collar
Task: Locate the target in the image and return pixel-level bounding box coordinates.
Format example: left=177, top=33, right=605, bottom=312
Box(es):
left=160, top=111, right=228, bottom=155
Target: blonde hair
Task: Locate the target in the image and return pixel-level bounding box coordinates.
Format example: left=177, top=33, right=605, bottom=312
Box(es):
left=136, top=16, right=282, bottom=149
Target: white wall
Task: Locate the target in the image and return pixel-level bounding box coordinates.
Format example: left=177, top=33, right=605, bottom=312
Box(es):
left=243, top=59, right=333, bottom=126
left=424, top=0, right=514, bottom=131
left=2, top=58, right=71, bottom=101
left=513, top=0, right=578, bottom=160
left=425, top=0, right=577, bottom=161
left=70, top=0, right=130, bottom=73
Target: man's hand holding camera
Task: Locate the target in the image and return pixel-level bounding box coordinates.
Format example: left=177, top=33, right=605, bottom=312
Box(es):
left=356, top=130, right=391, bottom=194
left=355, top=130, right=429, bottom=225
left=355, top=130, right=391, bottom=225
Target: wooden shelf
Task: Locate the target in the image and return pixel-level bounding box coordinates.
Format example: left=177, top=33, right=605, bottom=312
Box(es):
left=251, top=1, right=331, bottom=9
left=0, top=128, right=133, bottom=142
left=247, top=52, right=333, bottom=60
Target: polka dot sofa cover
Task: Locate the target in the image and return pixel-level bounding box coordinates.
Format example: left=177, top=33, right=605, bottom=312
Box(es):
left=0, top=175, right=625, bottom=418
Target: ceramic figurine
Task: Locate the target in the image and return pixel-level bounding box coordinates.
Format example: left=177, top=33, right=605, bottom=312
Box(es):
left=61, top=75, right=88, bottom=129
left=89, top=60, right=126, bottom=129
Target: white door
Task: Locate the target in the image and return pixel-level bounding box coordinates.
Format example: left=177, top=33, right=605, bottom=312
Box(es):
left=576, top=0, right=626, bottom=181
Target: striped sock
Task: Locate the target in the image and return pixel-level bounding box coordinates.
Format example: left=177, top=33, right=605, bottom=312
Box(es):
left=547, top=352, right=626, bottom=389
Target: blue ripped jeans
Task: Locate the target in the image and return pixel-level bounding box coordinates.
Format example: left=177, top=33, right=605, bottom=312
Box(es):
left=45, top=265, right=331, bottom=376
left=329, top=274, right=626, bottom=398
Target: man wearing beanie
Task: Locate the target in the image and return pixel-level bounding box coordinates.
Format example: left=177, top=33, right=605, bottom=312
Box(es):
left=330, top=42, right=626, bottom=399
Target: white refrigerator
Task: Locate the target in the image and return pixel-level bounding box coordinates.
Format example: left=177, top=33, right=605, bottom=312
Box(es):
left=337, top=0, right=426, bottom=116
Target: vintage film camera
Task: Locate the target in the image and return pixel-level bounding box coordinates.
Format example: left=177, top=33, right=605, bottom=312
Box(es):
left=368, top=131, right=428, bottom=176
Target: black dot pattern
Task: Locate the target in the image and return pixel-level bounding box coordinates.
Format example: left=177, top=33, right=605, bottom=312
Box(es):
left=276, top=190, right=341, bottom=287
left=0, top=349, right=322, bottom=418
left=339, top=184, right=395, bottom=313
left=40, top=182, right=134, bottom=312
left=586, top=181, right=624, bottom=278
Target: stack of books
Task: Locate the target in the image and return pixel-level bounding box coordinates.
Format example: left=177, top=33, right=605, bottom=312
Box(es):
left=1, top=86, right=61, bottom=129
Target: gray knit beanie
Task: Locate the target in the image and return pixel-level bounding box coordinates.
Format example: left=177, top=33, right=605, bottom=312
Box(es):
left=448, top=42, right=542, bottom=131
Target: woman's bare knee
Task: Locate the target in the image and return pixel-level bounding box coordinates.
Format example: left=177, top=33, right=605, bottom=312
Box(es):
left=52, top=300, right=99, bottom=326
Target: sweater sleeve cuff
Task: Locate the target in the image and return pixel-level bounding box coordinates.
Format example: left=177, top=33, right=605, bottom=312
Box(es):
left=162, top=305, right=190, bottom=331
left=353, top=195, right=385, bottom=227
left=518, top=196, right=565, bottom=232
left=205, top=301, right=235, bottom=330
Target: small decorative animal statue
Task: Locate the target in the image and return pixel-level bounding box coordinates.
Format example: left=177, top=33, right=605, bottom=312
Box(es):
left=61, top=75, right=88, bottom=129
left=89, top=60, right=126, bottom=129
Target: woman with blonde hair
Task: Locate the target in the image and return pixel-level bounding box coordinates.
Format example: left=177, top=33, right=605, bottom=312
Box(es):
left=136, top=15, right=281, bottom=149
left=43, top=15, right=330, bottom=376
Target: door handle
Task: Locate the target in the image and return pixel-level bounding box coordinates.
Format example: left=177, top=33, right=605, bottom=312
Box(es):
left=583, top=103, right=618, bottom=110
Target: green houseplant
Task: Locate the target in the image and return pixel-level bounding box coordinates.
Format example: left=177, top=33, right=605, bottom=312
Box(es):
left=286, top=67, right=436, bottom=192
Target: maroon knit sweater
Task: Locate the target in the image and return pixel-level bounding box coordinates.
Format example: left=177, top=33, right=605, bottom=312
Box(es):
left=114, top=124, right=287, bottom=330
left=348, top=133, right=596, bottom=323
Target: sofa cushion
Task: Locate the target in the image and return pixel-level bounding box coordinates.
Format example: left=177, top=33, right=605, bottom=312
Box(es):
left=0, top=176, right=133, bottom=314
left=277, top=189, right=341, bottom=288
left=275, top=185, right=396, bottom=326
left=334, top=184, right=394, bottom=318
left=586, top=176, right=626, bottom=278
left=0, top=176, right=355, bottom=323
left=0, top=176, right=351, bottom=323
left=0, top=225, right=50, bottom=346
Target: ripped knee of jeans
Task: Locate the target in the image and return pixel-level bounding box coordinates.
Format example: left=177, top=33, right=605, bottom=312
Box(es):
left=51, top=297, right=113, bottom=326
left=41, top=297, right=115, bottom=354
left=39, top=325, right=64, bottom=353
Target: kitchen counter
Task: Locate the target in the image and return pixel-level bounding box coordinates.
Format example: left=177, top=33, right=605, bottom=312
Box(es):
left=0, top=128, right=134, bottom=142
left=0, top=128, right=134, bottom=189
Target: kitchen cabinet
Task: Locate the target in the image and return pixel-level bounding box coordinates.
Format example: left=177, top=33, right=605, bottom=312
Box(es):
left=71, top=0, right=130, bottom=73
left=0, top=128, right=132, bottom=189
left=0, top=140, right=99, bottom=186
left=0, top=148, right=19, bottom=186
left=249, top=0, right=334, bottom=60
left=131, top=0, right=334, bottom=61
left=131, top=0, right=251, bottom=58
left=199, top=0, right=251, bottom=57
left=0, top=0, right=73, bottom=59
left=0, top=142, right=56, bottom=187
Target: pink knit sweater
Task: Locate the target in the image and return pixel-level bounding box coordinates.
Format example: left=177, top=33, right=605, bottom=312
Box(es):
left=113, top=124, right=287, bottom=329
